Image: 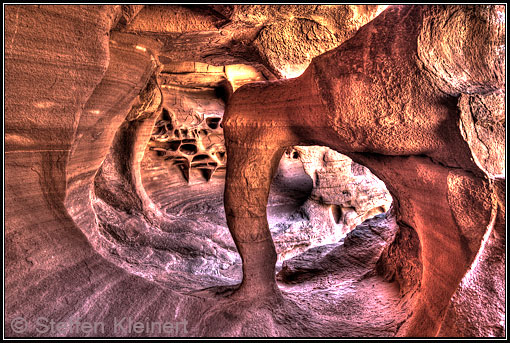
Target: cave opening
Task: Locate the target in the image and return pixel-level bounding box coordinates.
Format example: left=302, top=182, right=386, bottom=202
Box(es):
left=139, top=111, right=406, bottom=333
left=140, top=64, right=395, bottom=268
left=268, top=146, right=393, bottom=263
left=7, top=4, right=504, bottom=338
left=131, top=64, right=406, bottom=334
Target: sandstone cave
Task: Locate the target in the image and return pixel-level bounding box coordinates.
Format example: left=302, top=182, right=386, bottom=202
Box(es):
left=4, top=4, right=506, bottom=338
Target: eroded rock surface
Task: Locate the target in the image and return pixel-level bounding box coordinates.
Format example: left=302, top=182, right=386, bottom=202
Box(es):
left=222, top=4, right=505, bottom=337
left=270, top=147, right=392, bottom=261
left=4, top=4, right=505, bottom=339
left=149, top=86, right=227, bottom=182
left=140, top=61, right=392, bottom=265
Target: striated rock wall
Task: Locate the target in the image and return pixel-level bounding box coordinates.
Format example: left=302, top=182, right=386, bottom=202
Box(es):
left=222, top=4, right=505, bottom=337
left=5, top=4, right=194, bottom=338
left=4, top=4, right=505, bottom=338
left=436, top=176, right=505, bottom=337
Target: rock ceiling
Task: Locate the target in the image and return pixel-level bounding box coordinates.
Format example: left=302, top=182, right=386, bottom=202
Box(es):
left=4, top=4, right=505, bottom=338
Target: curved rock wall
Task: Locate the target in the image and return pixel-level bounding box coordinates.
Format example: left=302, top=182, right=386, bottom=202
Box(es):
left=5, top=4, right=194, bottom=337
left=4, top=4, right=505, bottom=338
left=222, top=4, right=505, bottom=337
left=140, top=63, right=391, bottom=265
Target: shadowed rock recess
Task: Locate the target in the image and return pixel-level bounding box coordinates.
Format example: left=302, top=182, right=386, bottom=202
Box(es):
left=4, top=4, right=505, bottom=338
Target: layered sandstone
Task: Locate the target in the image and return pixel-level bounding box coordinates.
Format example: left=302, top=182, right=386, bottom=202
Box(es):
left=4, top=4, right=505, bottom=338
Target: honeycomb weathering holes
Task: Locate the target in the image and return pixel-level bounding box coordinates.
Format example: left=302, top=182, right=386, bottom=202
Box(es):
left=149, top=106, right=226, bottom=182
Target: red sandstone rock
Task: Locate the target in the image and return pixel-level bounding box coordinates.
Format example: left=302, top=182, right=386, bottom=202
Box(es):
left=223, top=4, right=505, bottom=337
left=4, top=4, right=505, bottom=338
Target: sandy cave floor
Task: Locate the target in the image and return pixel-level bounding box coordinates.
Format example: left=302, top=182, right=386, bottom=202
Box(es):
left=135, top=156, right=409, bottom=337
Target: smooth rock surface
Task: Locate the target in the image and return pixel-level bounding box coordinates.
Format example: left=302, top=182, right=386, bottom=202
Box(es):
left=4, top=4, right=505, bottom=338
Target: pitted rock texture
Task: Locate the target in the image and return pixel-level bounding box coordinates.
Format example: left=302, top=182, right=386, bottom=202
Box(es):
left=4, top=4, right=505, bottom=339
left=458, top=91, right=505, bottom=177
left=294, top=146, right=392, bottom=232
left=222, top=4, right=505, bottom=338
left=220, top=5, right=389, bottom=77
left=149, top=87, right=226, bottom=182
left=121, top=5, right=387, bottom=78
left=146, top=61, right=267, bottom=182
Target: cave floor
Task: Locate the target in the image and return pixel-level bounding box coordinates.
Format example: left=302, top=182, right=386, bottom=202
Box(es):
left=278, top=262, right=407, bottom=336
left=185, top=238, right=408, bottom=337
left=98, top=154, right=410, bottom=336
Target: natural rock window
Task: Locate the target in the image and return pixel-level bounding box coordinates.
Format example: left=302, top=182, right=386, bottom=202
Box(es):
left=142, top=62, right=394, bottom=267
left=5, top=4, right=505, bottom=338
